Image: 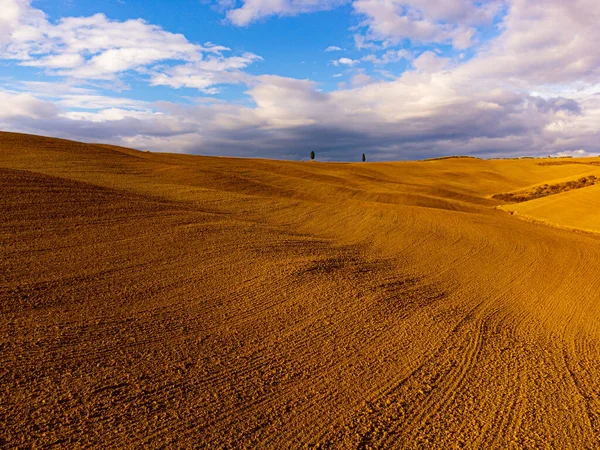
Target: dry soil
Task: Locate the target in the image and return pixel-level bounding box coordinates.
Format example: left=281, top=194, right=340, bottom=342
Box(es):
left=2, top=132, right=600, bottom=448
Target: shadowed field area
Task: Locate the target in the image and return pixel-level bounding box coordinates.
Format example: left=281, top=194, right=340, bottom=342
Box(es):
left=2, top=132, right=600, bottom=448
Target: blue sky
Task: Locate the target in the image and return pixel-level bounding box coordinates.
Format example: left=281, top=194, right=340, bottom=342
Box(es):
left=36, top=1, right=355, bottom=88
left=0, top=0, right=599, bottom=160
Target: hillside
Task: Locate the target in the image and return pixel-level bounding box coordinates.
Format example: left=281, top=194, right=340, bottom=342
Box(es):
left=2, top=132, right=600, bottom=448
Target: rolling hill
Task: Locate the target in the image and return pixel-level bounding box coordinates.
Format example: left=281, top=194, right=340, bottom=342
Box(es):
left=2, top=132, right=600, bottom=448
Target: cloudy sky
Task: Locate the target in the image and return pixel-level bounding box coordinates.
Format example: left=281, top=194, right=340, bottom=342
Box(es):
left=0, top=0, right=598, bottom=160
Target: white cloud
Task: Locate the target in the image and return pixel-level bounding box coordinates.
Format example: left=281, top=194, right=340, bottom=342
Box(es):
left=353, top=33, right=380, bottom=51
left=149, top=52, right=262, bottom=92
left=350, top=72, right=375, bottom=87
left=247, top=75, right=330, bottom=128
left=413, top=51, right=448, bottom=72
left=333, top=57, right=359, bottom=67
left=0, top=0, right=260, bottom=91
left=552, top=149, right=599, bottom=158
left=0, top=90, right=58, bottom=119
left=16, top=81, right=96, bottom=96
left=56, top=94, right=149, bottom=111
left=61, top=108, right=160, bottom=123
left=224, top=0, right=348, bottom=26
left=0, top=0, right=36, bottom=46
left=352, top=0, right=502, bottom=49
left=362, top=49, right=410, bottom=65
left=325, top=46, right=344, bottom=52
left=22, top=53, right=84, bottom=69
left=458, top=0, right=600, bottom=85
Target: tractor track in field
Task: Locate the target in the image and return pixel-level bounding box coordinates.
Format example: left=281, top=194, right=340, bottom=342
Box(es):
left=3, top=132, right=600, bottom=448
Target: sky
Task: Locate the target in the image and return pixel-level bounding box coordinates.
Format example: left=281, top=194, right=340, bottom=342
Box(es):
left=0, top=0, right=599, bottom=161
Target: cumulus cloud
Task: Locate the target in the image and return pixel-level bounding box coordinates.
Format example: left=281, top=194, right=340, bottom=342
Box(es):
left=149, top=52, right=262, bottom=92
left=350, top=72, right=375, bottom=87
left=325, top=46, right=344, bottom=52
left=4, top=65, right=597, bottom=161
left=333, top=57, right=360, bottom=67
left=1, top=0, right=600, bottom=161
left=0, top=0, right=45, bottom=48
left=0, top=91, right=58, bottom=119
left=458, top=0, right=600, bottom=85
left=352, top=0, right=502, bottom=49
left=0, top=0, right=260, bottom=91
left=413, top=51, right=449, bottom=72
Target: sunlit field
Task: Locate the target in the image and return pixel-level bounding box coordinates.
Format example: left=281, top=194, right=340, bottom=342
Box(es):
left=3, top=132, right=600, bottom=448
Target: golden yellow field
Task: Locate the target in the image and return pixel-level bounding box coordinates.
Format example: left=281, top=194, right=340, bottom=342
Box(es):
left=500, top=181, right=600, bottom=234
left=2, top=132, right=600, bottom=448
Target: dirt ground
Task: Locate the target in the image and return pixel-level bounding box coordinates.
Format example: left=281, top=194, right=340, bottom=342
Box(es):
left=2, top=132, right=600, bottom=448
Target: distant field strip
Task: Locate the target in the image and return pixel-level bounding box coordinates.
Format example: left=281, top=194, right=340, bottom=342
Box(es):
left=493, top=175, right=597, bottom=203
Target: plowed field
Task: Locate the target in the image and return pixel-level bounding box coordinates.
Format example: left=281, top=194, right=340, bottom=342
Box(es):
left=2, top=132, right=600, bottom=448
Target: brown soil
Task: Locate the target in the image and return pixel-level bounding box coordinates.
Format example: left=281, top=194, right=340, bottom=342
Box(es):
left=3, top=132, right=600, bottom=448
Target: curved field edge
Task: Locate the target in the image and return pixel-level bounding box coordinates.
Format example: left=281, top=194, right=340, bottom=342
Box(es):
left=499, top=183, right=600, bottom=234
